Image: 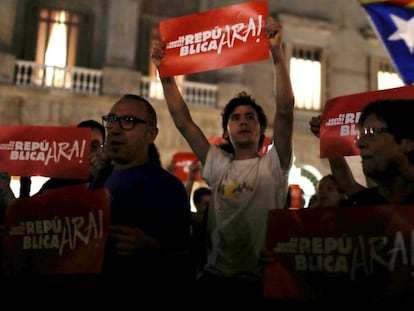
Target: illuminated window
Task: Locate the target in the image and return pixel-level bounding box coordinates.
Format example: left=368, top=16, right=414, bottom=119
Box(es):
left=290, top=46, right=322, bottom=111
left=33, top=9, right=79, bottom=88
left=377, top=59, right=404, bottom=90
left=10, top=176, right=50, bottom=197
left=148, top=26, right=184, bottom=100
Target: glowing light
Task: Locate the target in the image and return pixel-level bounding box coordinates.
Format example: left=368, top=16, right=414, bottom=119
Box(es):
left=288, top=163, right=320, bottom=208
left=290, top=57, right=321, bottom=110
left=44, top=11, right=68, bottom=87
left=377, top=71, right=404, bottom=90
left=10, top=176, right=50, bottom=197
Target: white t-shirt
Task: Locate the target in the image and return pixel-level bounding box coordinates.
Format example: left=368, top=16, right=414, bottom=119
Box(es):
left=201, top=143, right=291, bottom=280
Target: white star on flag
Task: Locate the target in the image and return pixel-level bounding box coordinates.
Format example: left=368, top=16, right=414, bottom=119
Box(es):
left=388, top=14, right=414, bottom=53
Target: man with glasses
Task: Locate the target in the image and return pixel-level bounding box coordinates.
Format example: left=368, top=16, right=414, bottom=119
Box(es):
left=90, top=94, right=191, bottom=298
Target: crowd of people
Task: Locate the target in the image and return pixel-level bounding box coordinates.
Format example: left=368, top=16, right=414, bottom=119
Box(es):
left=0, top=15, right=413, bottom=307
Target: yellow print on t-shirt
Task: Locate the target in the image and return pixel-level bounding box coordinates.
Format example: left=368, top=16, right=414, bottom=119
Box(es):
left=218, top=180, right=254, bottom=197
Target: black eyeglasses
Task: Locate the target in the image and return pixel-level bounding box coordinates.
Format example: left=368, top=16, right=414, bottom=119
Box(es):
left=355, top=127, right=390, bottom=142
left=102, top=115, right=148, bottom=130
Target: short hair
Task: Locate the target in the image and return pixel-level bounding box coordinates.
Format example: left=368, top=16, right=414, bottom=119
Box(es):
left=221, top=91, right=267, bottom=150
left=148, top=143, right=161, bottom=166
left=307, top=194, right=318, bottom=208
left=121, top=94, right=157, bottom=127
left=317, top=174, right=344, bottom=194
left=359, top=99, right=414, bottom=143
left=77, top=119, right=106, bottom=143
left=193, top=187, right=211, bottom=205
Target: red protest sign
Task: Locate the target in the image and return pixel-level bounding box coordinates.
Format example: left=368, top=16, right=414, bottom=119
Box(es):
left=263, top=204, right=414, bottom=301
left=0, top=125, right=90, bottom=178
left=320, top=85, right=414, bottom=158
left=260, top=136, right=272, bottom=155
left=3, top=185, right=110, bottom=274
left=158, top=1, right=269, bottom=77
left=170, top=152, right=200, bottom=182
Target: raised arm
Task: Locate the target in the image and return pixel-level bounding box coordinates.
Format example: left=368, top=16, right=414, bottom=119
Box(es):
left=268, top=18, right=295, bottom=171
left=309, top=114, right=365, bottom=196
left=151, top=42, right=210, bottom=164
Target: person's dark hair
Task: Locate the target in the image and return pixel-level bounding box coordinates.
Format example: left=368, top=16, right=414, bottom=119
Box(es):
left=193, top=187, right=212, bottom=205
left=148, top=143, right=161, bottom=166
left=285, top=187, right=291, bottom=209
left=221, top=91, right=267, bottom=150
left=318, top=174, right=340, bottom=190
left=319, top=174, right=336, bottom=184
left=121, top=94, right=157, bottom=127
left=307, top=194, right=318, bottom=208
left=77, top=119, right=106, bottom=143
left=317, top=174, right=348, bottom=198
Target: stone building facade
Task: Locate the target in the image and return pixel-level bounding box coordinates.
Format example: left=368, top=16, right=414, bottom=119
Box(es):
left=0, top=0, right=393, bottom=198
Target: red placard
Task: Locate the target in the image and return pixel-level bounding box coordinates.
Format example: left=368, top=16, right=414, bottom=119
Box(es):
left=0, top=125, right=90, bottom=178
left=263, top=205, right=414, bottom=300
left=170, top=152, right=200, bottom=182
left=320, top=85, right=414, bottom=158
left=3, top=185, right=110, bottom=274
left=158, top=1, right=269, bottom=77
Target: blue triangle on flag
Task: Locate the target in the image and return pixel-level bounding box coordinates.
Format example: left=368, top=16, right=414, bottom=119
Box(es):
left=361, top=2, right=414, bottom=85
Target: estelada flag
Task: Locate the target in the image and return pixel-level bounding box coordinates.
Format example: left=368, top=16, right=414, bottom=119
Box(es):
left=158, top=1, right=269, bottom=77
left=3, top=185, right=110, bottom=274
left=359, top=0, right=414, bottom=85
left=320, top=85, right=414, bottom=158
left=0, top=125, right=90, bottom=178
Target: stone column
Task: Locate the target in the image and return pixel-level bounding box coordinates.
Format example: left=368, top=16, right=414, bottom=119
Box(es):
left=102, top=0, right=142, bottom=96
left=216, top=65, right=245, bottom=109
left=104, top=0, right=140, bottom=67
left=0, top=0, right=17, bottom=84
